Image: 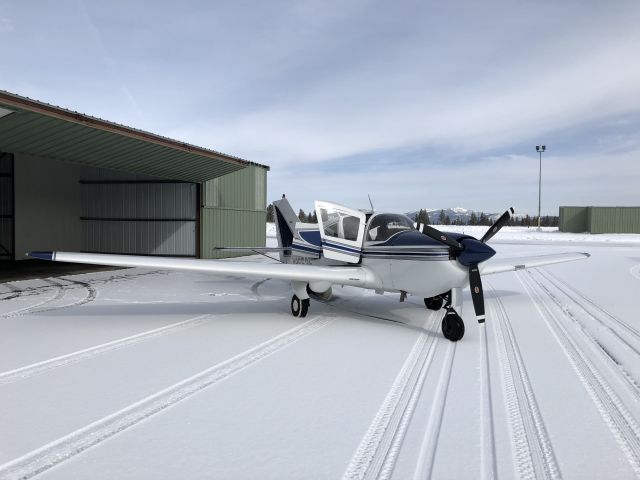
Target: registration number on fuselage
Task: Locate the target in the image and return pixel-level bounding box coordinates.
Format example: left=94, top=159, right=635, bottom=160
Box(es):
left=291, top=255, right=314, bottom=265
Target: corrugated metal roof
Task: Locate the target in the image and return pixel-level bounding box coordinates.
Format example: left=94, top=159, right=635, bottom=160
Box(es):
left=0, top=90, right=269, bottom=182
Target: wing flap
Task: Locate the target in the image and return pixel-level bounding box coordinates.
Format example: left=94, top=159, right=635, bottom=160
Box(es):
left=27, top=251, right=377, bottom=288
left=480, top=252, right=590, bottom=275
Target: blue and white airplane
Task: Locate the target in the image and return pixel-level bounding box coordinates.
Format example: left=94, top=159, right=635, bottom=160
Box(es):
left=28, top=198, right=589, bottom=341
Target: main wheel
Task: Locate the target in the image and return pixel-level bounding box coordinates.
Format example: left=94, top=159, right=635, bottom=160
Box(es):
left=424, top=296, right=444, bottom=311
left=442, top=309, right=465, bottom=341
left=290, top=295, right=310, bottom=318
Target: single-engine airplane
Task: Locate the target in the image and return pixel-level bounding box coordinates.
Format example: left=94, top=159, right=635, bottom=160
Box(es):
left=28, top=198, right=589, bottom=341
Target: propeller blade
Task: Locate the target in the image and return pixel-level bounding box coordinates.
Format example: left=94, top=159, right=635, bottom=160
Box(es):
left=421, top=224, right=464, bottom=250
left=469, top=263, right=485, bottom=323
left=480, top=207, right=515, bottom=243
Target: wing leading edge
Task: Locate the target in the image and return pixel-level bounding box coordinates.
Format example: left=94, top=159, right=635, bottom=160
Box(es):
left=479, top=252, right=590, bottom=275
left=26, top=251, right=379, bottom=288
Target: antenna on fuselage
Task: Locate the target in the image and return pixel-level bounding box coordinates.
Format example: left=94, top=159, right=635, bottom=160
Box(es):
left=367, top=194, right=375, bottom=212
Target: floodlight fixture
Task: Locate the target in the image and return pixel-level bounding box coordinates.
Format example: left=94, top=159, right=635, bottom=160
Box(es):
left=535, top=144, right=547, bottom=231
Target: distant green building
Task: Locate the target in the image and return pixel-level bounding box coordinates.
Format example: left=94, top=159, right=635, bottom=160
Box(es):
left=559, top=207, right=640, bottom=234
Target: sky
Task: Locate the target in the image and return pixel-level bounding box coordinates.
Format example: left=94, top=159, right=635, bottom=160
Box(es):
left=1, top=0, right=639, bottom=215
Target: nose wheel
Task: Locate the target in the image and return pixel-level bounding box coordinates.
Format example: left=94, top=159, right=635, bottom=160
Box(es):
left=291, top=295, right=310, bottom=318
left=442, top=308, right=465, bottom=341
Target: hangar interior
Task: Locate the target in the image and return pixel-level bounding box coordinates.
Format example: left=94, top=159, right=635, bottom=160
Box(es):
left=0, top=91, right=268, bottom=261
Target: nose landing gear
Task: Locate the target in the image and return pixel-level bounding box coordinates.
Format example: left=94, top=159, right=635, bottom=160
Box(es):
left=442, top=308, right=465, bottom=341
left=426, top=289, right=465, bottom=341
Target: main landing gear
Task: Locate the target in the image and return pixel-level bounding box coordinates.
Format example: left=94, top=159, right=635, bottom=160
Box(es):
left=424, top=290, right=465, bottom=342
left=291, top=295, right=309, bottom=318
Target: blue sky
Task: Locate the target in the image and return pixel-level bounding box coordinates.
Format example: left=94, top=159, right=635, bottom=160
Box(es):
left=1, top=0, right=639, bottom=214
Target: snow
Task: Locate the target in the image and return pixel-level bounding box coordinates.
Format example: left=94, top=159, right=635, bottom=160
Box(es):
left=1, top=231, right=640, bottom=479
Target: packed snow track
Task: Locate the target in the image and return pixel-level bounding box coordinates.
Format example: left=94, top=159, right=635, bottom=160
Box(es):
left=0, top=240, right=639, bottom=479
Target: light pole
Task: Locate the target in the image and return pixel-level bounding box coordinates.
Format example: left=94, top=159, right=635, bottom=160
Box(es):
left=535, top=145, right=546, bottom=231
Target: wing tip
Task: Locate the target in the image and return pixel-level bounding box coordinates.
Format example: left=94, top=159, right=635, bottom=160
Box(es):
left=26, top=251, right=56, bottom=261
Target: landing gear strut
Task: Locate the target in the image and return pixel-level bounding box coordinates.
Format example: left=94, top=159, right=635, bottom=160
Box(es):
left=291, top=295, right=309, bottom=318
left=432, top=289, right=464, bottom=341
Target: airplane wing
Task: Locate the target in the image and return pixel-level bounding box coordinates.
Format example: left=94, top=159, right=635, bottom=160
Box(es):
left=26, top=251, right=377, bottom=288
left=480, top=252, right=590, bottom=275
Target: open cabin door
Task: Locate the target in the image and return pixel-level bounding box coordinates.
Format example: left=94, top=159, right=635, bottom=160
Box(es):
left=315, top=201, right=366, bottom=263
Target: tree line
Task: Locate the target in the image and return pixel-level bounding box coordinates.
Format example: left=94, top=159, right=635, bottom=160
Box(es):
left=266, top=204, right=318, bottom=223
left=266, top=204, right=558, bottom=227
left=415, top=208, right=559, bottom=227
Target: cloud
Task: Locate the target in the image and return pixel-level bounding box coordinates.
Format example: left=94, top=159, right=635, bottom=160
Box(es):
left=269, top=146, right=640, bottom=215
left=163, top=2, right=640, bottom=173
left=1, top=0, right=639, bottom=214
left=0, top=17, right=12, bottom=33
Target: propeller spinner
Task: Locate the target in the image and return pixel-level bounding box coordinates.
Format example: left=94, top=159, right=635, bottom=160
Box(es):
left=420, top=207, right=514, bottom=324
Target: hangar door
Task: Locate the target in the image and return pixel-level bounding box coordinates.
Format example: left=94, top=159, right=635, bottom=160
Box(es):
left=81, top=179, right=198, bottom=257
left=0, top=152, right=13, bottom=260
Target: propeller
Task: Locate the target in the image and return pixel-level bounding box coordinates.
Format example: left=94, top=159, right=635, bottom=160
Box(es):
left=421, top=225, right=464, bottom=251
left=420, top=207, right=514, bottom=324
left=480, top=207, right=515, bottom=243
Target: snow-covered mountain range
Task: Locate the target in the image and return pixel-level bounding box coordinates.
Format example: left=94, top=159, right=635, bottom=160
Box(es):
left=405, top=207, right=496, bottom=224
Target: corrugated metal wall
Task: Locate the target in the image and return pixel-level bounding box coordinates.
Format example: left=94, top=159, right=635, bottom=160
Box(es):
left=588, top=207, right=640, bottom=234
left=81, top=168, right=197, bottom=256
left=559, top=206, right=588, bottom=232
left=0, top=152, right=13, bottom=260
left=201, top=165, right=267, bottom=258
left=560, top=206, right=640, bottom=233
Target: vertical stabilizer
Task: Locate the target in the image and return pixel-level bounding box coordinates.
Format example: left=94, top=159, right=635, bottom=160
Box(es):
left=273, top=198, right=297, bottom=262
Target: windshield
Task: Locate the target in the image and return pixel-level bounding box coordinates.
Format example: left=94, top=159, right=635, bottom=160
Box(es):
left=366, top=213, right=415, bottom=242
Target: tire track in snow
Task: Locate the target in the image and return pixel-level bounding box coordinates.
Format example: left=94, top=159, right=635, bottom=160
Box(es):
left=342, top=313, right=440, bottom=480
left=412, top=340, right=456, bottom=480
left=479, top=322, right=497, bottom=480
left=488, top=287, right=560, bottom=480
left=0, top=270, right=164, bottom=305
left=631, top=264, right=640, bottom=282
left=0, top=271, right=165, bottom=318
left=539, top=268, right=640, bottom=347
left=20, top=278, right=98, bottom=316
left=530, top=269, right=640, bottom=396
left=0, top=283, right=22, bottom=301
left=0, top=314, right=212, bottom=384
left=517, top=272, right=640, bottom=476
left=1, top=279, right=65, bottom=318
left=0, top=315, right=332, bottom=480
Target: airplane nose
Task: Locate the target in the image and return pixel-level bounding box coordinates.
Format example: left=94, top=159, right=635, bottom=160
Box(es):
left=457, top=238, right=496, bottom=266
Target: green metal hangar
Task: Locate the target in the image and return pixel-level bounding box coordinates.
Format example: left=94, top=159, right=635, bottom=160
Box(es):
left=0, top=90, right=269, bottom=262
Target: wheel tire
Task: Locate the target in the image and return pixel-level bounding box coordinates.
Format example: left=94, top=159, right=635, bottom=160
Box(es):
left=300, top=299, right=310, bottom=318
left=291, top=295, right=310, bottom=318
left=291, top=295, right=301, bottom=317
left=424, top=296, right=444, bottom=311
left=442, top=310, right=465, bottom=341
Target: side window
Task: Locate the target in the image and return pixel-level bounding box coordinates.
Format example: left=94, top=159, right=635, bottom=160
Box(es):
left=342, top=216, right=360, bottom=241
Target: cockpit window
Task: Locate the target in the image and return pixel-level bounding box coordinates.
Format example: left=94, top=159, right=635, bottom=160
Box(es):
left=366, top=213, right=415, bottom=242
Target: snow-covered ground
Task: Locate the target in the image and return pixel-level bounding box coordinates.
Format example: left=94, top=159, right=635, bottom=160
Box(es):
left=1, top=229, right=640, bottom=479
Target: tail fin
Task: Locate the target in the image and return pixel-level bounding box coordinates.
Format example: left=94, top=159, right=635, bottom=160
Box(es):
left=272, top=197, right=298, bottom=262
